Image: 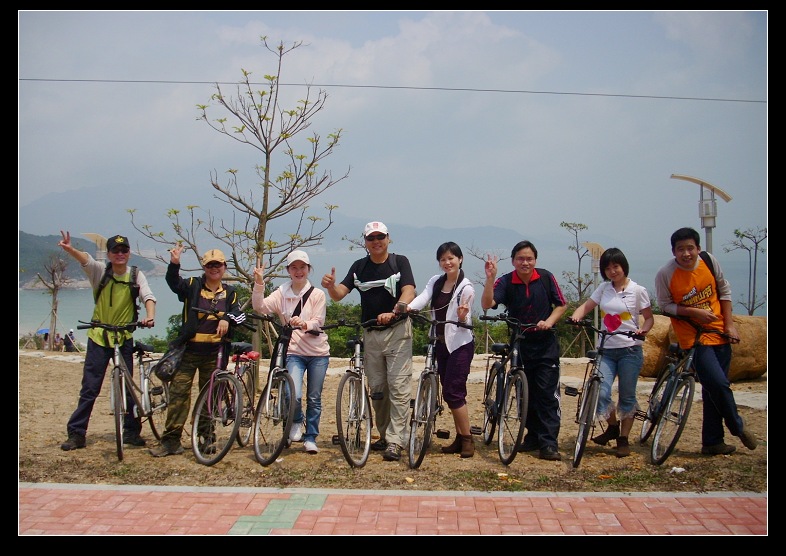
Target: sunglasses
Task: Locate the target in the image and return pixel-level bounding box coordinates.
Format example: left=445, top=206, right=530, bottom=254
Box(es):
left=365, top=234, right=388, bottom=242
left=110, top=247, right=130, bottom=254
left=205, top=262, right=225, bottom=269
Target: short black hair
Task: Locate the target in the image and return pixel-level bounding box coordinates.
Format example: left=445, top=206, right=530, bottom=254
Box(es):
left=599, top=247, right=629, bottom=281
left=436, top=242, right=463, bottom=268
left=670, top=227, right=701, bottom=250
left=511, top=240, right=537, bottom=260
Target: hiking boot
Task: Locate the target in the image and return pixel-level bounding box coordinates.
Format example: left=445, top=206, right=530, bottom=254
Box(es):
left=149, top=441, right=184, bottom=457
left=591, top=423, right=620, bottom=446
left=124, top=433, right=146, bottom=447
left=460, top=435, right=475, bottom=458
left=383, top=443, right=401, bottom=461
left=616, top=436, right=631, bottom=458
left=60, top=433, right=86, bottom=451
left=539, top=447, right=562, bottom=461
left=701, top=442, right=736, bottom=456
left=441, top=435, right=462, bottom=454
left=737, top=418, right=758, bottom=450
left=371, top=438, right=388, bottom=451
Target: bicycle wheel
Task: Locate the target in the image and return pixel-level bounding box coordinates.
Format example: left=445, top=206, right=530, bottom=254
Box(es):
left=482, top=362, right=503, bottom=445
left=191, top=373, right=242, bottom=466
left=572, top=377, right=600, bottom=469
left=144, top=361, right=169, bottom=441
left=498, top=369, right=528, bottom=465
left=336, top=371, right=372, bottom=468
left=651, top=374, right=695, bottom=465
left=236, top=364, right=256, bottom=447
left=639, top=365, right=672, bottom=445
left=111, top=367, right=125, bottom=461
left=408, top=372, right=437, bottom=469
left=253, top=370, right=296, bottom=466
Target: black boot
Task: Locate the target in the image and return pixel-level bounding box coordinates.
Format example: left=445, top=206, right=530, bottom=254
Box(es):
left=591, top=423, right=620, bottom=446
left=441, top=435, right=462, bottom=454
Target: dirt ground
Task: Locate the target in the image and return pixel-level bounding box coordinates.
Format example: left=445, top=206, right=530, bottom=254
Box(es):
left=18, top=349, right=767, bottom=493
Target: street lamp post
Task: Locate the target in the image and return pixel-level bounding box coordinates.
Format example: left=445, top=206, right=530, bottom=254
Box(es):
left=669, top=174, right=732, bottom=254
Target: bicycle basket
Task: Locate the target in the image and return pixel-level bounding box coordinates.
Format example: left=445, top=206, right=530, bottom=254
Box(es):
left=153, top=344, right=186, bottom=382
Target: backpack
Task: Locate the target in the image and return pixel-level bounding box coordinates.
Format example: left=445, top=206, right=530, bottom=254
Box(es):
left=94, top=262, right=140, bottom=321
left=699, top=251, right=717, bottom=284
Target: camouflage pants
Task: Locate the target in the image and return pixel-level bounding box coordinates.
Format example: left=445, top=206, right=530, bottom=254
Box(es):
left=160, top=351, right=216, bottom=445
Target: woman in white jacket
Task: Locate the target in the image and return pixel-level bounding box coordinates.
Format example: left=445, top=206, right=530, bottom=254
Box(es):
left=408, top=242, right=476, bottom=457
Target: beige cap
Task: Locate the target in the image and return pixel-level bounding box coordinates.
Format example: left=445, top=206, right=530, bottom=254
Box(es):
left=201, top=249, right=226, bottom=265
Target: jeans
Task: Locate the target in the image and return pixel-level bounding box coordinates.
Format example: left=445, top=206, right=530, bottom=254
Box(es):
left=597, top=345, right=643, bottom=421
left=286, top=354, right=329, bottom=442
left=693, top=343, right=745, bottom=446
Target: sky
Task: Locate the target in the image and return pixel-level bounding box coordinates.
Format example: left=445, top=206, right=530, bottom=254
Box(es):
left=18, top=11, right=767, bottom=278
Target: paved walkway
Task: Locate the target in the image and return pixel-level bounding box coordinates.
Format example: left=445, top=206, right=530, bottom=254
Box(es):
left=19, top=483, right=766, bottom=535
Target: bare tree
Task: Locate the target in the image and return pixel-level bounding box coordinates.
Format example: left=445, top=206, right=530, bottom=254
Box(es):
left=723, top=227, right=767, bottom=316
left=131, top=38, right=349, bottom=288
left=35, top=255, right=72, bottom=350
left=559, top=221, right=593, bottom=303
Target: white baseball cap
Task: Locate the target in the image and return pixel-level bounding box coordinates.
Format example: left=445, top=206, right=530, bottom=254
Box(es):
left=363, top=221, right=388, bottom=237
left=286, top=250, right=311, bottom=267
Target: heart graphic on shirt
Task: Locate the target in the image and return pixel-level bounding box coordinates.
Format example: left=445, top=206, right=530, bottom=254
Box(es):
left=603, top=313, right=622, bottom=332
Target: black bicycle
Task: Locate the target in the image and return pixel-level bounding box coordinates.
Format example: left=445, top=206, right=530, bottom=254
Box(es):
left=636, top=313, right=731, bottom=465
left=478, top=313, right=535, bottom=465
left=407, top=311, right=474, bottom=469
left=564, top=318, right=645, bottom=468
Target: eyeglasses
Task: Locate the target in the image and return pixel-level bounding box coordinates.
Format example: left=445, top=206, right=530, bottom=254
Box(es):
left=205, top=262, right=225, bottom=269
left=110, top=247, right=130, bottom=254
left=365, top=234, right=387, bottom=242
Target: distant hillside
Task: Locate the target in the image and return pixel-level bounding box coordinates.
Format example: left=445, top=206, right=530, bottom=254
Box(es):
left=18, top=232, right=158, bottom=289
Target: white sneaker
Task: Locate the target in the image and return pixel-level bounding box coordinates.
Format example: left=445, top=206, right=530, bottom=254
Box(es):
left=304, top=440, right=319, bottom=454
left=289, top=424, right=303, bottom=443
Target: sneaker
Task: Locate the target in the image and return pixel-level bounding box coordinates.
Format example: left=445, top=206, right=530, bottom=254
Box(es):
left=289, top=423, right=303, bottom=443
left=123, top=433, right=146, bottom=447
left=738, top=418, right=758, bottom=450
left=383, top=442, right=402, bottom=461
left=539, top=447, right=562, bottom=461
left=701, top=442, right=736, bottom=456
left=149, top=441, right=184, bottom=457
left=60, top=434, right=86, bottom=451
left=371, top=438, right=388, bottom=451
left=303, top=440, right=319, bottom=454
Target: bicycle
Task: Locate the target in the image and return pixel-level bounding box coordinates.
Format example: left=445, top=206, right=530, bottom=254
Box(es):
left=324, top=318, right=380, bottom=469
left=189, top=307, right=257, bottom=466
left=564, top=318, right=645, bottom=468
left=76, top=319, right=163, bottom=462
left=477, top=313, right=535, bottom=465
left=229, top=339, right=261, bottom=448
left=407, top=311, right=474, bottom=469
left=635, top=313, right=733, bottom=465
left=251, top=312, right=302, bottom=466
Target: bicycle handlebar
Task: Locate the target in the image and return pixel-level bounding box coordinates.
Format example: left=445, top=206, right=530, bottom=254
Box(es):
left=249, top=312, right=321, bottom=335
left=478, top=313, right=541, bottom=331
left=408, top=310, right=474, bottom=330
left=77, top=320, right=152, bottom=332
left=565, top=318, right=646, bottom=342
left=661, top=312, right=732, bottom=342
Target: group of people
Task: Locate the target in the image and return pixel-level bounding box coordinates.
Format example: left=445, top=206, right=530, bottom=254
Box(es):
left=57, top=223, right=757, bottom=463
left=49, top=330, right=77, bottom=352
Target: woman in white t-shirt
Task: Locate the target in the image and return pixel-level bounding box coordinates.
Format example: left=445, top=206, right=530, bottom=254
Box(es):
left=568, top=247, right=654, bottom=458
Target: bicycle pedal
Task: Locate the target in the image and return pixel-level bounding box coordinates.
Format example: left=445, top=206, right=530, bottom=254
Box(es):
left=435, top=429, right=450, bottom=439
left=469, top=425, right=482, bottom=436
left=332, top=434, right=340, bottom=445
left=564, top=386, right=579, bottom=397
left=150, top=386, right=163, bottom=396
left=370, top=392, right=384, bottom=401
left=409, top=398, right=415, bottom=408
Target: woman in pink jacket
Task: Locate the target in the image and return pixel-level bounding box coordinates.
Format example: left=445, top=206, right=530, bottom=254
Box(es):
left=252, top=250, right=330, bottom=455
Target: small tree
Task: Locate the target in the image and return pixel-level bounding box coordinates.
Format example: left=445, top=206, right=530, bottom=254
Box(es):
left=131, top=38, right=349, bottom=287
left=723, top=227, right=767, bottom=315
left=35, top=255, right=72, bottom=350
left=559, top=221, right=593, bottom=303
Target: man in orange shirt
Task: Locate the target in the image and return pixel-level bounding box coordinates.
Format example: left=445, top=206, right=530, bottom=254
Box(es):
left=654, top=227, right=757, bottom=456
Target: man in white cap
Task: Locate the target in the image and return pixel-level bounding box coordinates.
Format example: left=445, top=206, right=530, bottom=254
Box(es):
left=321, top=221, right=416, bottom=462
